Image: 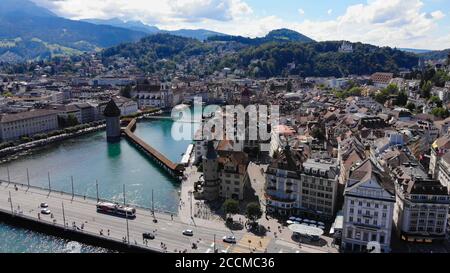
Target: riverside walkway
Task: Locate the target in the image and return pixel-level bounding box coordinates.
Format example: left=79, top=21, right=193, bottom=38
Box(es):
left=0, top=179, right=241, bottom=253
left=122, top=119, right=184, bottom=178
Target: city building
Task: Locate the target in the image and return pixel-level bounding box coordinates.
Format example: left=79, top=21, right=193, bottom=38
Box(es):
left=339, top=41, right=353, bottom=53
left=437, top=152, right=450, bottom=194
left=0, top=110, right=60, bottom=141
left=133, top=79, right=173, bottom=109
left=112, top=95, right=139, bottom=116
left=393, top=171, right=449, bottom=243
left=429, top=134, right=450, bottom=178
left=341, top=159, right=396, bottom=253
left=265, top=145, right=339, bottom=219
left=371, top=72, right=394, bottom=89
left=218, top=150, right=249, bottom=200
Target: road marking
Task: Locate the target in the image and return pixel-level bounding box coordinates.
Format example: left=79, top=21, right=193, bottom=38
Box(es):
left=205, top=248, right=211, bottom=253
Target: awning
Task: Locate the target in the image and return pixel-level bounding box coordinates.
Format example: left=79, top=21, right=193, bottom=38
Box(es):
left=288, top=224, right=324, bottom=236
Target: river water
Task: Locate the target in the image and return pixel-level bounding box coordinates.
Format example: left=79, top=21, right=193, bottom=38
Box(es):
left=0, top=118, right=192, bottom=253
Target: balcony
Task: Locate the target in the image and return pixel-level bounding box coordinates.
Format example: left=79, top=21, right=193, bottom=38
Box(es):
left=265, top=193, right=296, bottom=203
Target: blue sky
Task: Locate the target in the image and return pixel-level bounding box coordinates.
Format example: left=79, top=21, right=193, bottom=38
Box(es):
left=32, top=0, right=450, bottom=50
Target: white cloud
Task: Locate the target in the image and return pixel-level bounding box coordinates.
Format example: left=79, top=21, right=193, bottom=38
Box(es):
left=298, top=9, right=305, bottom=16
left=31, top=0, right=449, bottom=50
left=31, top=0, right=252, bottom=23
left=225, top=0, right=447, bottom=50
left=327, top=9, right=333, bottom=15
left=430, top=10, right=445, bottom=20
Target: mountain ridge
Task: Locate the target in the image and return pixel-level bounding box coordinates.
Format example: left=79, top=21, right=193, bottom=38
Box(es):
left=0, top=0, right=147, bottom=62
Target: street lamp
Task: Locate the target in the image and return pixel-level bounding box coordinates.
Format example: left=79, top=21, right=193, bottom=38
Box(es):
left=188, top=190, right=193, bottom=219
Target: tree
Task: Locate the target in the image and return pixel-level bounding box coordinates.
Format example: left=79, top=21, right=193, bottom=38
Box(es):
left=406, top=102, right=416, bottom=112
left=246, top=202, right=262, bottom=224
left=431, top=107, right=450, bottom=119
left=311, top=127, right=325, bottom=142
left=120, top=85, right=132, bottom=98
left=286, top=80, right=293, bottom=92
left=270, top=83, right=275, bottom=91
left=374, top=84, right=398, bottom=104
left=421, top=80, right=433, bottom=99
left=429, top=96, right=443, bottom=108
left=395, top=91, right=408, bottom=106
left=385, top=83, right=399, bottom=94
left=222, top=199, right=239, bottom=220
left=66, top=114, right=79, bottom=127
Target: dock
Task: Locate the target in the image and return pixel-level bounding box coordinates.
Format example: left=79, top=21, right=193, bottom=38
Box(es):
left=122, top=119, right=185, bottom=178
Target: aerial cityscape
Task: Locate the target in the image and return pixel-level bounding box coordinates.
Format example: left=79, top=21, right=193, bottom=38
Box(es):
left=1, top=0, right=450, bottom=260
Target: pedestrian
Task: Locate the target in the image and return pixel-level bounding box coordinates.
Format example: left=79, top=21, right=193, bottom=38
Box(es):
left=107, top=229, right=110, bottom=236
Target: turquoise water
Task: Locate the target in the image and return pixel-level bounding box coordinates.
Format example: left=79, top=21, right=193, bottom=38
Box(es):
left=0, top=119, right=192, bottom=253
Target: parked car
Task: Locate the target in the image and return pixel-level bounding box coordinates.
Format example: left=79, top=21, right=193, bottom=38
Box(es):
left=40, top=203, right=49, bottom=208
left=182, top=229, right=194, bottom=236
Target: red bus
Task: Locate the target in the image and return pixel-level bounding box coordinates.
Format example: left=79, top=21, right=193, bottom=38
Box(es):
left=96, top=202, right=136, bottom=218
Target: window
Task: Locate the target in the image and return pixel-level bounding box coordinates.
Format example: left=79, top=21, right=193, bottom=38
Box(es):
left=371, top=234, right=377, bottom=241
left=380, top=235, right=385, bottom=244
left=363, top=232, right=369, bottom=242
left=347, top=229, right=353, bottom=239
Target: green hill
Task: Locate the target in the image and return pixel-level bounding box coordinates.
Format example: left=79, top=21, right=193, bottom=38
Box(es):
left=102, top=33, right=418, bottom=78
left=207, top=28, right=315, bottom=45
left=216, top=41, right=418, bottom=77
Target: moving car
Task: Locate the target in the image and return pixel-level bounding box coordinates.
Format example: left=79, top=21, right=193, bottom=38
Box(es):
left=41, top=208, right=51, bottom=215
left=182, top=229, right=194, bottom=236
left=142, top=233, right=155, bottom=240
left=222, top=235, right=236, bottom=244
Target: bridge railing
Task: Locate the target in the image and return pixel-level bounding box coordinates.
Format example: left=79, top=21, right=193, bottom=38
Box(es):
left=0, top=179, right=177, bottom=216
left=0, top=205, right=160, bottom=252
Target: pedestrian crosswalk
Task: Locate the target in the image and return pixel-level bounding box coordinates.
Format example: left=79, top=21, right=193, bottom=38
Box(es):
left=231, top=234, right=271, bottom=253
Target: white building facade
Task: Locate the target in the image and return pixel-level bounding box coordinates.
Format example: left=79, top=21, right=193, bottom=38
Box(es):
left=341, top=159, right=396, bottom=253
left=0, top=110, right=60, bottom=141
